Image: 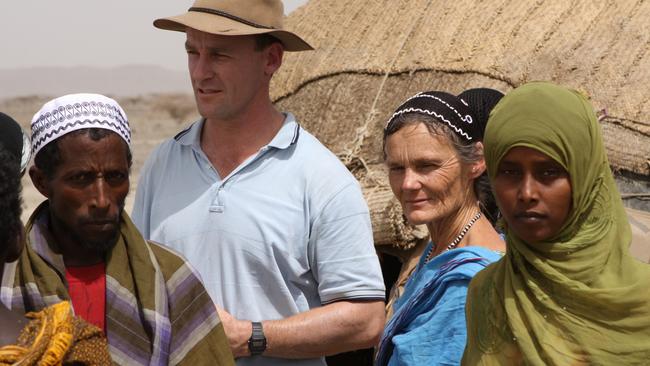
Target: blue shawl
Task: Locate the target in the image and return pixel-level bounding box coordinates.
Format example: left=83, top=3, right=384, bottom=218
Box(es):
left=377, top=245, right=501, bottom=366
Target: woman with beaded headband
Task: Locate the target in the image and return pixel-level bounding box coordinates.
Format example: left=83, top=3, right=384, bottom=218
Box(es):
left=376, top=91, right=506, bottom=365
left=462, top=82, right=650, bottom=365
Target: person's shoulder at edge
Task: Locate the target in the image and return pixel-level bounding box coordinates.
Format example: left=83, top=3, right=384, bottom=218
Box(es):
left=426, top=246, right=503, bottom=283
left=141, top=239, right=235, bottom=365
left=137, top=119, right=202, bottom=190
left=145, top=238, right=197, bottom=274
left=447, top=246, right=504, bottom=264
left=463, top=255, right=499, bottom=319
left=150, top=120, right=202, bottom=162
left=291, top=121, right=359, bottom=182
left=465, top=254, right=499, bottom=293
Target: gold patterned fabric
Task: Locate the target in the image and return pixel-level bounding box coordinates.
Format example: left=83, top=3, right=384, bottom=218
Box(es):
left=0, top=301, right=110, bottom=365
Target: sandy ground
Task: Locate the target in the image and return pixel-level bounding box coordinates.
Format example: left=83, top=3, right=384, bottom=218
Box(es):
left=4, top=94, right=649, bottom=215
left=2, top=93, right=649, bottom=263
left=0, top=94, right=199, bottom=222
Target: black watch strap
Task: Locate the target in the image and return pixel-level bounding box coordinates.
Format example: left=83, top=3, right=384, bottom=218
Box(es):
left=248, top=321, right=266, bottom=356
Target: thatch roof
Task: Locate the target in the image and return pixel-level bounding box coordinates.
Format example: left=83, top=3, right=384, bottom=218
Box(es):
left=270, top=0, right=650, bottom=249
left=272, top=0, right=650, bottom=174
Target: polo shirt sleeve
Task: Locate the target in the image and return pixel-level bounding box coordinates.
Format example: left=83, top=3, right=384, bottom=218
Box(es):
left=309, top=182, right=386, bottom=304
left=132, top=150, right=156, bottom=239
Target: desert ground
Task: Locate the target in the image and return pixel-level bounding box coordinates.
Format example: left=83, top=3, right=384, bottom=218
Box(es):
left=0, top=94, right=199, bottom=222
left=2, top=93, right=649, bottom=263
left=4, top=93, right=650, bottom=219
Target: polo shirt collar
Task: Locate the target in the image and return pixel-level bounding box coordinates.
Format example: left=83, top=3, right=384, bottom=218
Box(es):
left=175, top=113, right=300, bottom=151
left=267, top=113, right=300, bottom=150
left=175, top=119, right=203, bottom=149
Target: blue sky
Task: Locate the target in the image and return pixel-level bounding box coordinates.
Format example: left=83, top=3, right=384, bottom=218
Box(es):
left=0, top=0, right=308, bottom=71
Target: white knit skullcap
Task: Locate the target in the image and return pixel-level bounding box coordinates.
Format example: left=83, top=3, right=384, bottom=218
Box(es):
left=30, top=93, right=131, bottom=156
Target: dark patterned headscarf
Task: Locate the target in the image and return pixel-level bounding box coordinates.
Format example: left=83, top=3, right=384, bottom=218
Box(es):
left=385, top=91, right=480, bottom=141
left=457, top=88, right=504, bottom=140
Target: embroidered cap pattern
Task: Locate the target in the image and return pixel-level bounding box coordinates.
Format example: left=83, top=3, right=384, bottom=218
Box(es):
left=385, top=92, right=475, bottom=141
left=30, top=94, right=131, bottom=156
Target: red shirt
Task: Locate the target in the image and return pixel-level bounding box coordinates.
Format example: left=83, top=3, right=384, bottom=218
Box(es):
left=65, top=262, right=106, bottom=331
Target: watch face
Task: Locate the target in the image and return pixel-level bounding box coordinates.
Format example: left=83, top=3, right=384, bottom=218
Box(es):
left=251, top=339, right=265, bottom=348
left=248, top=322, right=266, bottom=355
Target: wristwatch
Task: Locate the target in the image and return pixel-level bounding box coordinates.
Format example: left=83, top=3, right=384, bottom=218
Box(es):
left=248, top=321, right=266, bottom=356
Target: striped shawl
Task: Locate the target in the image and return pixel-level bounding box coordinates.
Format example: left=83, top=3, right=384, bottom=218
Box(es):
left=0, top=202, right=234, bottom=366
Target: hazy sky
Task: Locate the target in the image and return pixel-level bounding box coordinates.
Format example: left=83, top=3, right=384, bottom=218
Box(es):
left=0, top=0, right=308, bottom=71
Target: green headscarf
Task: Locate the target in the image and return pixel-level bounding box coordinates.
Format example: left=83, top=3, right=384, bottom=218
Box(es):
left=462, top=82, right=650, bottom=365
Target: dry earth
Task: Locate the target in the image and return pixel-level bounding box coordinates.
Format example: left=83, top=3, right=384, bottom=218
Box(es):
left=2, top=92, right=648, bottom=221
left=2, top=93, right=649, bottom=264
left=0, top=94, right=199, bottom=222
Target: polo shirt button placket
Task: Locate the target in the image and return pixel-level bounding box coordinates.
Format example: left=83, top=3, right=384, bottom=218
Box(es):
left=209, top=185, right=225, bottom=213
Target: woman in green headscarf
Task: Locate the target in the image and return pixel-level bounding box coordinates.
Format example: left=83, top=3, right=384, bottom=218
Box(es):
left=462, top=81, right=650, bottom=365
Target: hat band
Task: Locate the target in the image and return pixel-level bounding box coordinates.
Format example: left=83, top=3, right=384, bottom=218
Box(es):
left=188, top=7, right=275, bottom=30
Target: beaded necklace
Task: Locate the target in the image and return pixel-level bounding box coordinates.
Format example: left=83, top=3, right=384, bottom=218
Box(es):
left=425, top=211, right=482, bottom=263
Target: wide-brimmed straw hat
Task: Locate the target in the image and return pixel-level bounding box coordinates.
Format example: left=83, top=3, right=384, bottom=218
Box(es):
left=154, top=0, right=313, bottom=52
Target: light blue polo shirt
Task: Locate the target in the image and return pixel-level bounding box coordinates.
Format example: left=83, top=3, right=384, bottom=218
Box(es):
left=132, top=114, right=385, bottom=366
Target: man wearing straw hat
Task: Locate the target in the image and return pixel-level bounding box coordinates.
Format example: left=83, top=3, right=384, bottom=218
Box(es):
left=133, top=1, right=385, bottom=365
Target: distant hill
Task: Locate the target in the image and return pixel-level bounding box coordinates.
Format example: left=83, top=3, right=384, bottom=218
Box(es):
left=0, top=65, right=192, bottom=98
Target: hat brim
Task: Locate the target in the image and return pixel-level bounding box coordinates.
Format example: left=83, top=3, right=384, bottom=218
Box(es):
left=154, top=12, right=313, bottom=52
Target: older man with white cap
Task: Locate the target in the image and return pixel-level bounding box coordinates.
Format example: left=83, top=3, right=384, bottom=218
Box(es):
left=132, top=1, right=386, bottom=365
left=2, top=93, right=234, bottom=365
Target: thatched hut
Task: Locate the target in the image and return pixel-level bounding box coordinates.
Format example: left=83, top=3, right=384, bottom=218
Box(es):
left=270, top=0, right=650, bottom=258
